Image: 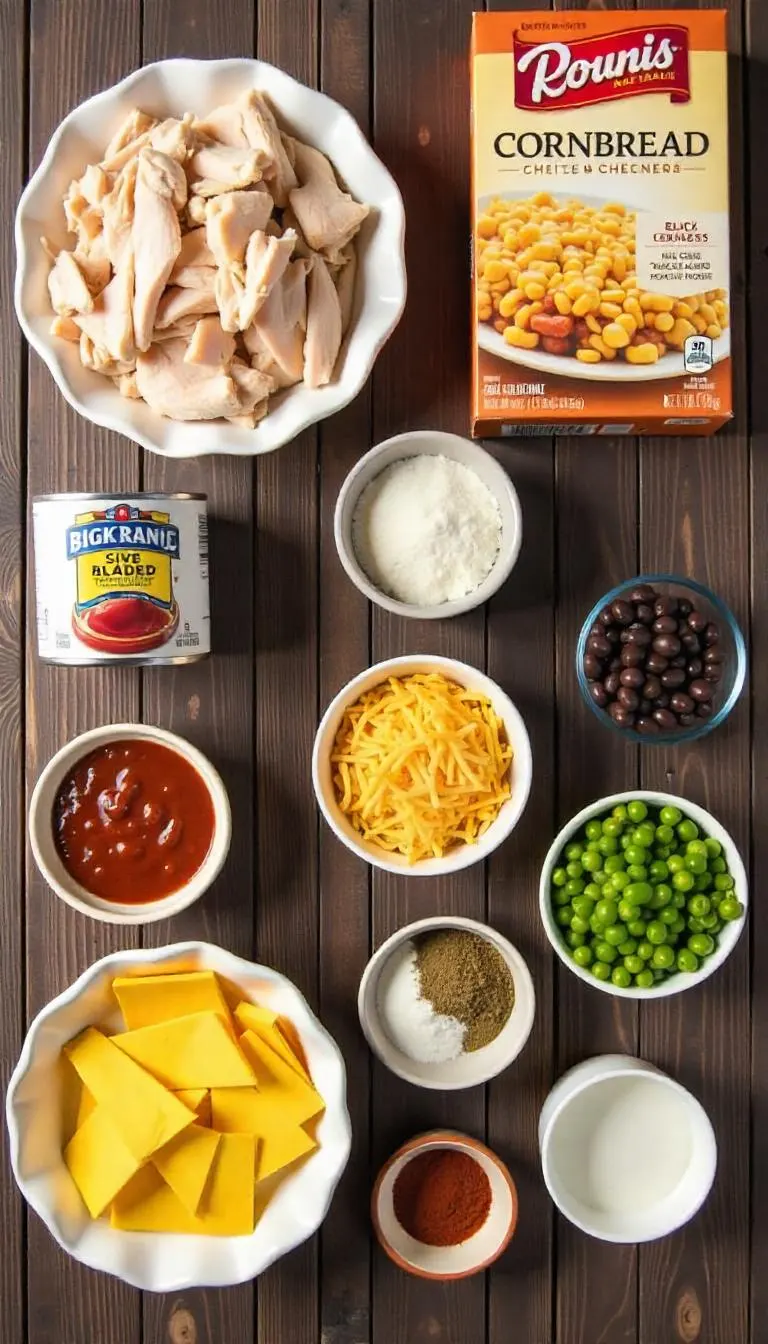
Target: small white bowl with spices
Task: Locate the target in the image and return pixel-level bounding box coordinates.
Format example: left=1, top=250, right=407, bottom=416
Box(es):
left=334, top=430, right=522, bottom=618
left=358, top=917, right=535, bottom=1090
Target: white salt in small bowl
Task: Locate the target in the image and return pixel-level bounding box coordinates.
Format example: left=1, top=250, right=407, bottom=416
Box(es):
left=334, top=430, right=523, bottom=619
left=358, top=917, right=535, bottom=1090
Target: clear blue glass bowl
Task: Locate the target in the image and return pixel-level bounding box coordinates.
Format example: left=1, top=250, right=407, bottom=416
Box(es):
left=576, top=575, right=746, bottom=746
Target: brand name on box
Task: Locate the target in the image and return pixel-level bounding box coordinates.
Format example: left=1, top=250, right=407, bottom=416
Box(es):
left=513, top=25, right=691, bottom=110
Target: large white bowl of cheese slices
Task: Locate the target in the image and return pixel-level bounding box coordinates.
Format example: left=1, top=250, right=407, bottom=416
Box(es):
left=6, top=942, right=351, bottom=1291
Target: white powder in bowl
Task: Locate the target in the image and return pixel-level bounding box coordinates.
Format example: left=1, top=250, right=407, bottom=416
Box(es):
left=351, top=454, right=502, bottom=606
left=376, top=940, right=465, bottom=1064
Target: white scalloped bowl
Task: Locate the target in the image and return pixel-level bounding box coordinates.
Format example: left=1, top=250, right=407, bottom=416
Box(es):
left=15, top=59, right=406, bottom=458
left=6, top=942, right=352, bottom=1291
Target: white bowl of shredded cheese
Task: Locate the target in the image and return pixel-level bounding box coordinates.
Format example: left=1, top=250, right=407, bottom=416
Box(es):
left=312, top=654, right=533, bottom=876
left=334, top=431, right=522, bottom=618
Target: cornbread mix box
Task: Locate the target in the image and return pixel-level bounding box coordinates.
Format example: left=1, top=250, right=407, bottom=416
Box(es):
left=470, top=10, right=732, bottom=437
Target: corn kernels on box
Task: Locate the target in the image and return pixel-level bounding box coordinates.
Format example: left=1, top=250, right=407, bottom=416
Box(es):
left=471, top=11, right=732, bottom=437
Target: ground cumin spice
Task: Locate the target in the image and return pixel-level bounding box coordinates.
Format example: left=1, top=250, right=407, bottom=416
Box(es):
left=392, top=1148, right=492, bottom=1246
left=415, top=929, right=515, bottom=1051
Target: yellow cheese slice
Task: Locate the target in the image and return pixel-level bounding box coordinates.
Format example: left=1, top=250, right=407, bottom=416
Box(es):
left=112, top=971, right=232, bottom=1031
left=64, top=1027, right=195, bottom=1162
left=210, top=1087, right=317, bottom=1180
left=152, top=1123, right=220, bottom=1216
left=76, top=1086, right=96, bottom=1129
left=64, top=1107, right=141, bottom=1218
left=113, top=1012, right=257, bottom=1089
left=174, top=1088, right=211, bottom=1125
left=239, top=1030, right=325, bottom=1125
left=112, top=1132, right=257, bottom=1236
left=234, top=1002, right=311, bottom=1082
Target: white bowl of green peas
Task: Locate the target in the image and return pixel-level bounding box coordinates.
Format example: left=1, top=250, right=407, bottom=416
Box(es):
left=539, top=792, right=747, bottom=998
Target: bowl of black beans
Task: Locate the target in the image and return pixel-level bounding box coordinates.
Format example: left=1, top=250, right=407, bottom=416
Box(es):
left=576, top=575, right=746, bottom=743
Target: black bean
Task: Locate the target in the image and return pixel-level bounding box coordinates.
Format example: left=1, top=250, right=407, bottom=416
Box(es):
left=687, top=658, right=703, bottom=678
left=605, top=671, right=621, bottom=695
left=627, top=625, right=652, bottom=647
left=655, top=595, right=679, bottom=617
left=588, top=634, right=612, bottom=658
left=608, top=701, right=632, bottom=725
left=679, top=713, right=697, bottom=727
left=653, top=634, right=682, bottom=658
left=653, top=615, right=678, bottom=635
left=620, top=667, right=645, bottom=689
left=609, top=656, right=622, bottom=671
left=653, top=708, right=678, bottom=730
left=680, top=632, right=701, bottom=653
left=670, top=692, right=695, bottom=715
left=642, top=675, right=662, bottom=701
left=671, top=655, right=687, bottom=669
left=660, top=667, right=686, bottom=689
left=656, top=692, right=670, bottom=709
left=630, top=584, right=658, bottom=603
left=604, top=625, right=622, bottom=645
left=704, top=665, right=722, bottom=683
left=635, top=603, right=655, bottom=623
left=639, top=698, right=652, bottom=715
left=687, top=610, right=708, bottom=632
left=589, top=623, right=603, bottom=638
left=598, top=605, right=615, bottom=626
left=646, top=653, right=669, bottom=674
left=621, top=645, right=644, bottom=668
left=689, top=679, right=713, bottom=703
left=636, top=716, right=661, bottom=735
left=678, top=598, right=693, bottom=617
left=611, top=599, right=634, bottom=625
left=617, top=686, right=640, bottom=711
left=696, top=702, right=714, bottom=719
left=703, top=645, right=723, bottom=665
left=704, top=622, right=720, bottom=646
left=584, top=654, right=603, bottom=679
left=590, top=681, right=608, bottom=708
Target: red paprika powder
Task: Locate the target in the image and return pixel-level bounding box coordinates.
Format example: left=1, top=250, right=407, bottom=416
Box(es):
left=392, top=1148, right=492, bottom=1246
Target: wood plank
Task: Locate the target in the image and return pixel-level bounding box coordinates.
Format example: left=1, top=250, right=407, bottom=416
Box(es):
left=25, top=3, right=142, bottom=1342
left=254, top=4, right=320, bottom=1342
left=0, top=1, right=29, bottom=1340
left=370, top=1, right=487, bottom=1340
left=317, top=2, right=373, bottom=1341
left=138, top=1, right=257, bottom=1340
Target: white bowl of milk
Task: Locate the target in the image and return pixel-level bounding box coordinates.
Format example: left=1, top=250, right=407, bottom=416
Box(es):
left=539, top=1055, right=716, bottom=1243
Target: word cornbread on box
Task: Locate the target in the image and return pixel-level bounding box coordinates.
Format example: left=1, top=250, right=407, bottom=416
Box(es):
left=470, top=11, right=732, bottom=437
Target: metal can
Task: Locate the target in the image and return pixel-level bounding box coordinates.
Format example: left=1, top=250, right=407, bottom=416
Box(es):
left=33, top=493, right=210, bottom=666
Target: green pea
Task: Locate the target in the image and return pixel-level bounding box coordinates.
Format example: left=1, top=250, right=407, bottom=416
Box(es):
left=611, top=966, right=632, bottom=989
left=620, top=832, right=632, bottom=849
left=688, top=917, right=705, bottom=934
left=585, top=819, right=603, bottom=841
left=709, top=919, right=723, bottom=935
left=699, top=912, right=719, bottom=931
left=565, top=842, right=584, bottom=861
left=565, top=930, right=586, bottom=948
left=602, top=816, right=623, bottom=837
left=582, top=884, right=602, bottom=902
left=718, top=896, right=744, bottom=922
left=633, top=823, right=656, bottom=849
left=624, top=882, right=652, bottom=906
left=594, top=941, right=618, bottom=964
left=627, top=800, right=648, bottom=822
left=647, top=920, right=667, bottom=945
left=655, top=823, right=675, bottom=844
left=565, top=878, right=585, bottom=897
left=628, top=919, right=648, bottom=938
left=635, top=970, right=655, bottom=988
left=653, top=969, right=666, bottom=982
left=694, top=872, right=713, bottom=892
left=555, top=906, right=574, bottom=927
left=624, top=954, right=644, bottom=975
left=677, top=948, right=700, bottom=973
left=595, top=898, right=618, bottom=925
left=711, top=856, right=727, bottom=874
left=624, top=845, right=648, bottom=867
left=671, top=890, right=687, bottom=909
left=603, top=924, right=627, bottom=947
left=553, top=886, right=572, bottom=906
left=669, top=916, right=686, bottom=935
left=572, top=896, right=595, bottom=920
left=667, top=853, right=685, bottom=873
left=687, top=894, right=711, bottom=919
left=685, top=853, right=708, bottom=875
left=592, top=961, right=612, bottom=981
left=589, top=914, right=605, bottom=935
left=612, top=804, right=628, bottom=820
left=618, top=938, right=637, bottom=956
left=610, top=870, right=630, bottom=891
left=652, top=944, right=675, bottom=969
left=659, top=805, right=682, bottom=826
left=592, top=870, right=609, bottom=886
left=573, top=944, right=592, bottom=968
left=582, top=850, right=603, bottom=873
left=627, top=865, right=648, bottom=882
left=637, top=941, right=654, bottom=961
left=597, top=835, right=619, bottom=856
left=687, top=839, right=709, bottom=857
left=705, top=837, right=722, bottom=858
left=660, top=906, right=679, bottom=926
left=673, top=870, right=695, bottom=893
left=688, top=932, right=715, bottom=957
left=714, top=872, right=735, bottom=892
left=655, top=844, right=672, bottom=861
left=570, top=915, right=590, bottom=935
left=552, top=867, right=568, bottom=887
left=604, top=856, right=626, bottom=875
left=677, top=819, right=699, bottom=843
left=566, top=861, right=582, bottom=879
left=649, top=860, right=669, bottom=882
left=648, top=883, right=674, bottom=911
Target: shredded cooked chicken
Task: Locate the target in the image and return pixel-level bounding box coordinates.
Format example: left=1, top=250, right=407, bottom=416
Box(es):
left=44, top=88, right=370, bottom=427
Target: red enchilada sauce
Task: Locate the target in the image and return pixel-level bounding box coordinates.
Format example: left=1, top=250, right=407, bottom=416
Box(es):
left=53, top=740, right=215, bottom=904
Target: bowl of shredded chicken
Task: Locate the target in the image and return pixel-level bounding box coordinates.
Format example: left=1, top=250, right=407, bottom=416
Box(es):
left=15, top=59, right=406, bottom=457
left=312, top=656, right=534, bottom=876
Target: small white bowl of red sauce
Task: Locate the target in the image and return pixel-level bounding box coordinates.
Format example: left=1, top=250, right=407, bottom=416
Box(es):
left=29, top=724, right=231, bottom=924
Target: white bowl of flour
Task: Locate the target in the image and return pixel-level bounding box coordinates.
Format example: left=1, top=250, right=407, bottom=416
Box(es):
left=334, top=430, right=522, bottom=618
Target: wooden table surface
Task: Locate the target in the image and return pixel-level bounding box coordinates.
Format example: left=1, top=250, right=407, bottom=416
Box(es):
left=1, top=0, right=763, bottom=1341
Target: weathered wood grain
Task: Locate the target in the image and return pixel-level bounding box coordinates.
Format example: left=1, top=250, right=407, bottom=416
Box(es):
left=25, top=3, right=143, bottom=1341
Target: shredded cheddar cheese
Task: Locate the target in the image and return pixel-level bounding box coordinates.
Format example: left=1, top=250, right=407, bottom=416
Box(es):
left=331, top=673, right=513, bottom=863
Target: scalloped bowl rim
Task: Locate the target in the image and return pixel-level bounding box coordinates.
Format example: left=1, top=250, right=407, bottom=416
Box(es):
left=539, top=790, right=747, bottom=1000
left=15, top=58, right=406, bottom=458
left=6, top=941, right=352, bottom=1290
